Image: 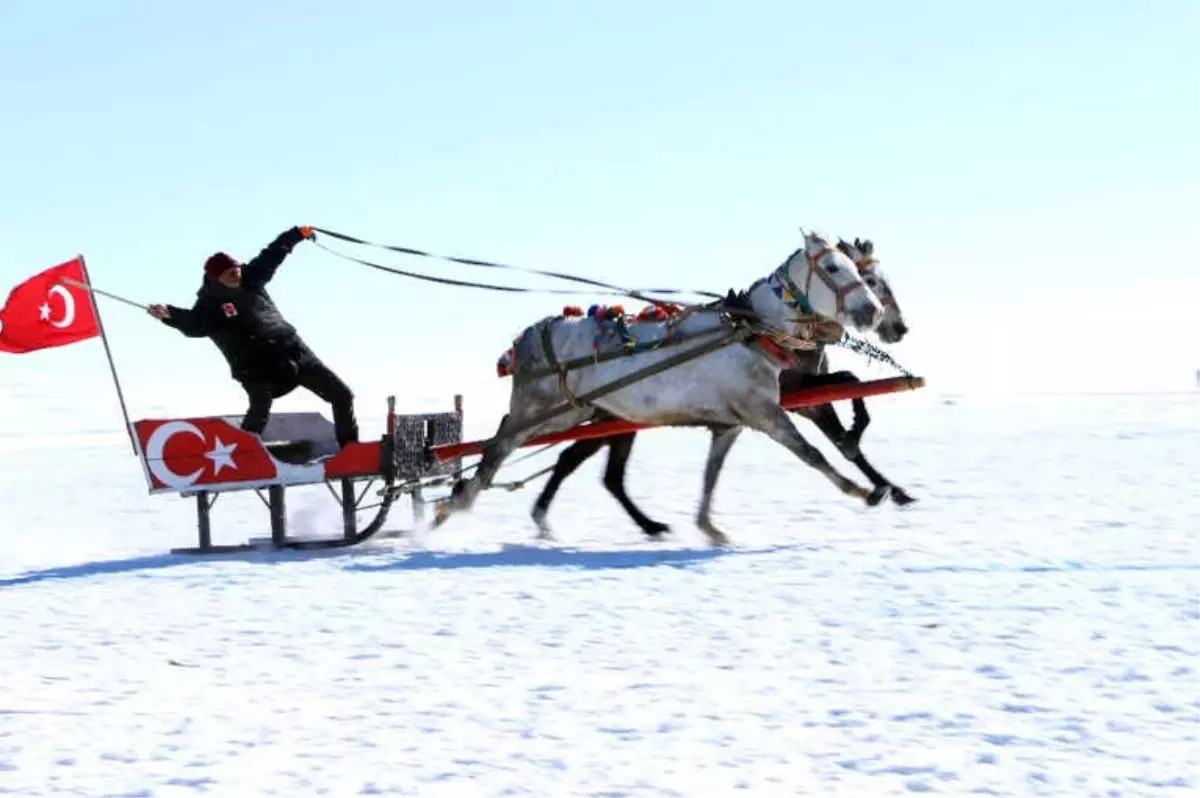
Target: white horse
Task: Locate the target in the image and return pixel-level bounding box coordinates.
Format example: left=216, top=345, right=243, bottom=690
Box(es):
left=524, top=234, right=916, bottom=541
left=841, top=237, right=907, bottom=344
left=776, top=235, right=915, bottom=496
left=440, top=229, right=885, bottom=546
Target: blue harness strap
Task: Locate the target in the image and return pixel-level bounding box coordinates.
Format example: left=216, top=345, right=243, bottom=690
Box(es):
left=768, top=265, right=814, bottom=314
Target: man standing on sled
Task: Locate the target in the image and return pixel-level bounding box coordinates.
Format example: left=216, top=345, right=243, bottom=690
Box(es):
left=148, top=225, right=360, bottom=449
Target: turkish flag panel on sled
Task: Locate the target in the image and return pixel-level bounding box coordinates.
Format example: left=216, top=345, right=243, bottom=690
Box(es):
left=0, top=257, right=99, bottom=354
left=132, top=418, right=283, bottom=492
left=131, top=414, right=385, bottom=494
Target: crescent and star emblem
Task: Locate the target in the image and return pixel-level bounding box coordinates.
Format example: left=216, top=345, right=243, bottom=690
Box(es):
left=144, top=421, right=239, bottom=489
left=39, top=284, right=76, bottom=329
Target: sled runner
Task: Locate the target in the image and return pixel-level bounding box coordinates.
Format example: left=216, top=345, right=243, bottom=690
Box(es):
left=130, top=395, right=465, bottom=553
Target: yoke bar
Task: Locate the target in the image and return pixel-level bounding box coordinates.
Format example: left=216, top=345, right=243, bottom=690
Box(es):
left=429, top=375, right=925, bottom=462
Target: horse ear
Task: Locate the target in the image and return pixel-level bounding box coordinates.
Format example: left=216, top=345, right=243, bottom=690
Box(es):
left=861, top=239, right=874, bottom=255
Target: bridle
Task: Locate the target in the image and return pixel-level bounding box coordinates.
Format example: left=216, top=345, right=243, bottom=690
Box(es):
left=771, top=245, right=866, bottom=320
left=846, top=251, right=900, bottom=313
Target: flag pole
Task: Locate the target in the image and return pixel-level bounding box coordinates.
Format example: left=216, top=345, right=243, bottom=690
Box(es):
left=59, top=277, right=147, bottom=311
left=78, top=254, right=138, bottom=455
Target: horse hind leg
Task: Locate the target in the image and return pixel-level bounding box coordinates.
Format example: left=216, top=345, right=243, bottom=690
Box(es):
left=695, top=425, right=743, bottom=547
left=436, top=429, right=516, bottom=527
left=439, top=406, right=592, bottom=526
left=531, top=432, right=670, bottom=540
left=746, top=402, right=889, bottom=507
left=601, top=432, right=671, bottom=538
left=531, top=436, right=608, bottom=539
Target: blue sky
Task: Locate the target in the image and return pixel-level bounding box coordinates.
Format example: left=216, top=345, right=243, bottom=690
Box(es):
left=2, top=0, right=1197, bottom=432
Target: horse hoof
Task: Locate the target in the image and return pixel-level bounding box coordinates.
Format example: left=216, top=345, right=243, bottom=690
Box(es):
left=891, top=487, right=917, bottom=506
left=532, top=517, right=554, bottom=540
left=642, top=523, right=671, bottom=538
left=698, top=521, right=730, bottom=547
left=865, top=485, right=891, bottom=507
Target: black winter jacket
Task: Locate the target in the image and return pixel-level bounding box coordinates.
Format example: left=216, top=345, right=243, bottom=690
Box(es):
left=161, top=227, right=313, bottom=387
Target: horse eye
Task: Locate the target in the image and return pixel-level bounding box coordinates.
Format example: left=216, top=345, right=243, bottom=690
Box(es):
left=824, top=263, right=839, bottom=274
left=865, top=277, right=877, bottom=287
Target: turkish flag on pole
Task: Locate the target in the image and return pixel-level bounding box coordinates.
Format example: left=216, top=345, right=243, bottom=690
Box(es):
left=0, top=257, right=100, bottom=353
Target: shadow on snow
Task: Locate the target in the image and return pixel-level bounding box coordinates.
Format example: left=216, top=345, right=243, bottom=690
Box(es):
left=341, top=543, right=788, bottom=574
left=0, top=541, right=790, bottom=588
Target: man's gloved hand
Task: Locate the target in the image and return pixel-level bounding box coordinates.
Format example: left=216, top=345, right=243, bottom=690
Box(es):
left=147, top=304, right=170, bottom=320
left=298, top=225, right=315, bottom=240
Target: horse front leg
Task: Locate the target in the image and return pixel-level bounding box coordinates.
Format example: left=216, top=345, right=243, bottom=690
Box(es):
left=531, top=437, right=608, bottom=540
left=790, top=370, right=870, bottom=459
left=745, top=402, right=890, bottom=508
left=601, top=432, right=671, bottom=538
left=801, top=402, right=915, bottom=505
left=695, top=425, right=743, bottom=547
left=788, top=369, right=918, bottom=505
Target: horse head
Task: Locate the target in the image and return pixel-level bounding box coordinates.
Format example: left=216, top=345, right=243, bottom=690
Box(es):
left=836, top=237, right=908, bottom=344
left=774, top=228, right=882, bottom=333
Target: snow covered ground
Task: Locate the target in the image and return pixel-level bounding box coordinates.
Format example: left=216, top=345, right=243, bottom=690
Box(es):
left=1, top=390, right=1197, bottom=797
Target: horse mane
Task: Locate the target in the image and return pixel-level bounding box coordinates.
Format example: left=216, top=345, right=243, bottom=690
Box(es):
left=836, top=237, right=876, bottom=258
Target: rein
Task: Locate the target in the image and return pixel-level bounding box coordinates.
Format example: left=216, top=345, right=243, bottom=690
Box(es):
left=311, top=226, right=723, bottom=307
left=313, top=225, right=913, bottom=376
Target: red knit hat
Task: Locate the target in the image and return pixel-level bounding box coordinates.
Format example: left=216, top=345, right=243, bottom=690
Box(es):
left=204, top=252, right=239, bottom=281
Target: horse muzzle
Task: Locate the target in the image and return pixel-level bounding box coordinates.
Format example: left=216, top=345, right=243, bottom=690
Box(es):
left=877, top=320, right=908, bottom=344
left=847, top=302, right=882, bottom=332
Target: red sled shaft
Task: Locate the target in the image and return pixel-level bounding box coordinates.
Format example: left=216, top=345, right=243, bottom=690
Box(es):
left=429, top=375, right=925, bottom=462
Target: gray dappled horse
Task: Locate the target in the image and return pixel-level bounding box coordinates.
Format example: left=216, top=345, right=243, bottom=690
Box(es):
left=439, top=230, right=887, bottom=547
left=529, top=237, right=916, bottom=541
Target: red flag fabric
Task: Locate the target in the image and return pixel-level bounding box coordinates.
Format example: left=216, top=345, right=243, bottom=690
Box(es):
left=0, top=257, right=100, bottom=354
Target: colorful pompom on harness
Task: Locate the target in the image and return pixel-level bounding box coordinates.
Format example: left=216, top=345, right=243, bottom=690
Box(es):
left=583, top=302, right=689, bottom=355
left=494, top=298, right=795, bottom=382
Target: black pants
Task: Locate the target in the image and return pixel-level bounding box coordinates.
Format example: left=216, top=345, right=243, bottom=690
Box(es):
left=239, top=354, right=359, bottom=447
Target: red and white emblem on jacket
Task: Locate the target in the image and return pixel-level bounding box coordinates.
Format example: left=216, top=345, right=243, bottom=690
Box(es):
left=133, top=418, right=277, bottom=490
left=221, top=302, right=237, bottom=318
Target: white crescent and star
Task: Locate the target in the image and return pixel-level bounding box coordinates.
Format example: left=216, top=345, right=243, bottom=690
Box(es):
left=39, top=284, right=77, bottom=329
left=205, top=437, right=237, bottom=475
left=144, top=421, right=239, bottom=489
